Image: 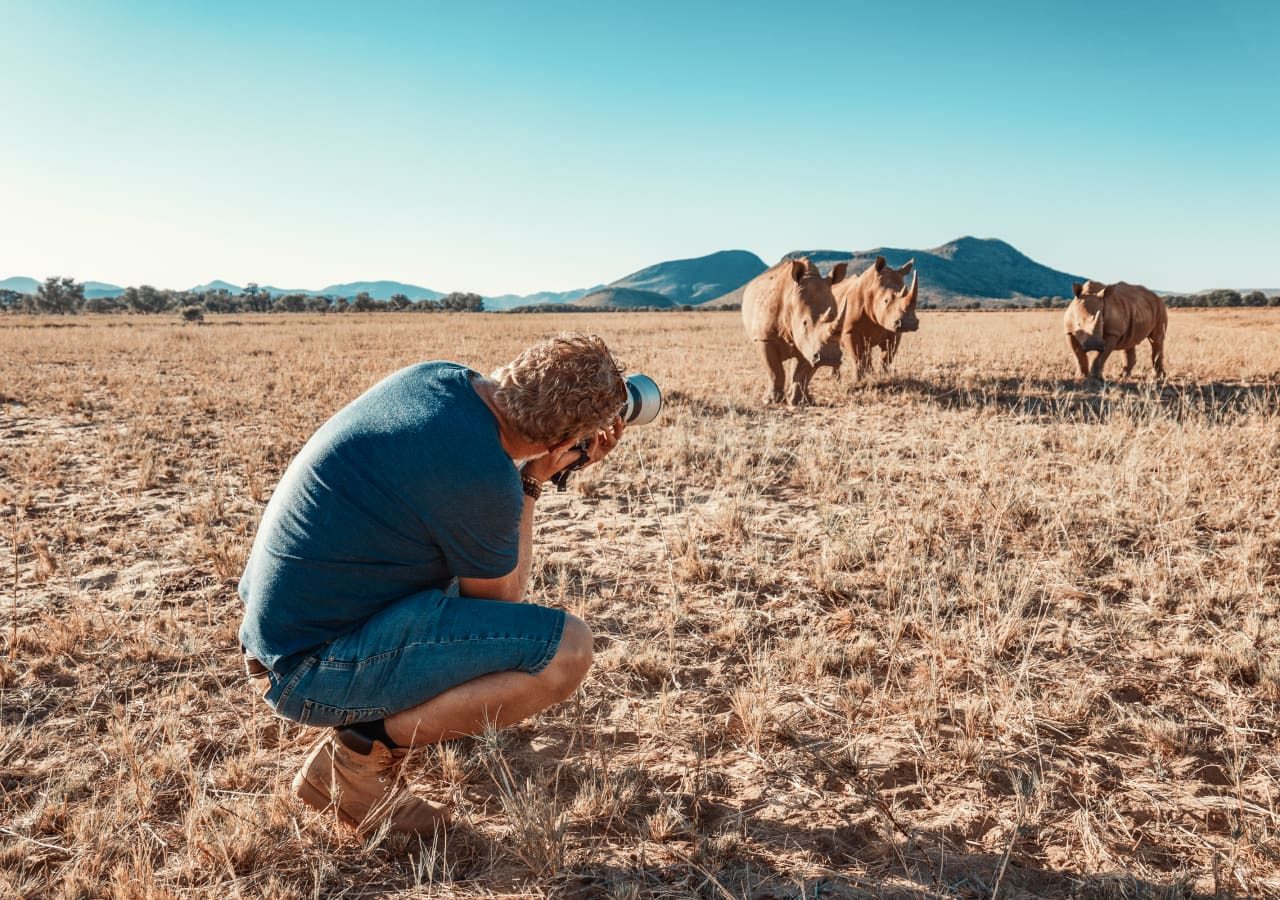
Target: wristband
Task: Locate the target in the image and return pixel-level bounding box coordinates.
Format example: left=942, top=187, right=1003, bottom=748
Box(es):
left=520, top=474, right=542, bottom=501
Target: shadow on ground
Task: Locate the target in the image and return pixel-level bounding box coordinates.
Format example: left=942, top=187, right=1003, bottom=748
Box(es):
left=464, top=812, right=1203, bottom=899
left=879, top=377, right=1280, bottom=423
left=371, top=733, right=1206, bottom=900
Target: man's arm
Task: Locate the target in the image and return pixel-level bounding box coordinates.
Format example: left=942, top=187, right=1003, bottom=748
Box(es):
left=455, top=415, right=624, bottom=604
left=457, top=493, right=534, bottom=603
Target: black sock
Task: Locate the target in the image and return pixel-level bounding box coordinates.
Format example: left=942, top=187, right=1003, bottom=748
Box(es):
left=345, top=718, right=399, bottom=749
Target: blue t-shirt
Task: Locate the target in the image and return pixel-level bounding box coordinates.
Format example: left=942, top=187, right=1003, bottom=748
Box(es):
left=238, top=361, right=521, bottom=670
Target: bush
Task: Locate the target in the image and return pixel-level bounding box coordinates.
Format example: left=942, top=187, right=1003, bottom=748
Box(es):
left=180, top=305, right=205, bottom=323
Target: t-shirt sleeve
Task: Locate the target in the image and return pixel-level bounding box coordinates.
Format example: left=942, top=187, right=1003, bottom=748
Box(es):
left=431, top=480, right=521, bottom=579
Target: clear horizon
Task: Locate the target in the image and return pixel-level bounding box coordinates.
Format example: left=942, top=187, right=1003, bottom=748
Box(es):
left=3, top=1, right=1277, bottom=295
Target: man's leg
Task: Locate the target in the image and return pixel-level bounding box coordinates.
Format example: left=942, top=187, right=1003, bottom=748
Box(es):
left=292, top=730, right=448, bottom=835
left=384, top=614, right=593, bottom=747
left=280, top=590, right=585, bottom=835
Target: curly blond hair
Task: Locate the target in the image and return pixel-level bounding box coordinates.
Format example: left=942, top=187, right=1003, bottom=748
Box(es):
left=492, top=333, right=627, bottom=445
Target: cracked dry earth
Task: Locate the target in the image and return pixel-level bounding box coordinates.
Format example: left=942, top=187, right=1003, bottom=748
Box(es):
left=2, top=310, right=1279, bottom=899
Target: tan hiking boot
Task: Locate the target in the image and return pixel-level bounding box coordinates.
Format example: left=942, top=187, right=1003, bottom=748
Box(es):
left=291, top=727, right=449, bottom=836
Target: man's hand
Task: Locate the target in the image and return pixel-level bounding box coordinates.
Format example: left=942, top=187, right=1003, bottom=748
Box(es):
left=581, top=415, right=625, bottom=467
left=522, top=416, right=625, bottom=484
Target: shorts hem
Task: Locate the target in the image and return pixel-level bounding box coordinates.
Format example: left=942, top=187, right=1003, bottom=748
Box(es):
left=524, top=608, right=565, bottom=676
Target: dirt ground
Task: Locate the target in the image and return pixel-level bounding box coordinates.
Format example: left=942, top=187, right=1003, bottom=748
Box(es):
left=2, top=309, right=1278, bottom=898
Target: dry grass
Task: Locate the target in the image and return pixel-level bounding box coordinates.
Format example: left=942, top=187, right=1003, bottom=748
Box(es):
left=2, top=309, right=1278, bottom=898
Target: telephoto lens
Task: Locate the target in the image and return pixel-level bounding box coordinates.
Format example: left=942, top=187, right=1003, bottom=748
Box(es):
left=621, top=374, right=662, bottom=426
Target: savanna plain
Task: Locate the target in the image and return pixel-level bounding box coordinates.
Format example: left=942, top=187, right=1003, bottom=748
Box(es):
left=2, top=309, right=1278, bottom=899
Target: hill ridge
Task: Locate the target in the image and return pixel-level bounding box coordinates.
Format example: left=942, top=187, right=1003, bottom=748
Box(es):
left=772, top=236, right=1087, bottom=307
left=569, top=287, right=676, bottom=310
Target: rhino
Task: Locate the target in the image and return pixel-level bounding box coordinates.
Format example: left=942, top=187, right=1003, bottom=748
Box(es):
left=831, top=256, right=919, bottom=378
left=742, top=257, right=847, bottom=405
left=1064, top=280, right=1167, bottom=381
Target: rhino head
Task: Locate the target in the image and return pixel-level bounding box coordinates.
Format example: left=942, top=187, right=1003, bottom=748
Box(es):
left=787, top=257, right=848, bottom=365
left=1066, top=281, right=1110, bottom=352
left=866, top=256, right=920, bottom=334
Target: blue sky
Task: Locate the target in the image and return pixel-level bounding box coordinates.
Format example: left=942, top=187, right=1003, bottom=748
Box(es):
left=2, top=1, right=1277, bottom=294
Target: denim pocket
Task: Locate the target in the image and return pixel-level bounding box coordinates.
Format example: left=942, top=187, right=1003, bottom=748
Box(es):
left=298, top=699, right=389, bottom=728
left=265, top=656, right=318, bottom=723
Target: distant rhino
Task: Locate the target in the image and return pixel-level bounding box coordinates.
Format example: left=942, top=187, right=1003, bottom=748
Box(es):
left=1064, top=280, right=1167, bottom=381
left=831, top=256, right=919, bottom=378
left=742, top=257, right=847, bottom=405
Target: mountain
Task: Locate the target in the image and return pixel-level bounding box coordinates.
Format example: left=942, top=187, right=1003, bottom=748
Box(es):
left=607, top=249, right=766, bottom=305
left=568, top=287, right=677, bottom=310
left=23, top=240, right=1261, bottom=310
left=181, top=281, right=597, bottom=306
left=487, top=249, right=766, bottom=309
left=83, top=281, right=124, bottom=299
left=190, top=280, right=243, bottom=293
left=484, top=287, right=600, bottom=311
left=312, top=281, right=443, bottom=301
left=0, top=276, right=123, bottom=298
left=0, top=276, right=39, bottom=294
left=773, top=237, right=1086, bottom=307
left=185, top=280, right=441, bottom=299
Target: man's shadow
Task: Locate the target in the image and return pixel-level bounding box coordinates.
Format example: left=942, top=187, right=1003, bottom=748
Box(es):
left=379, top=730, right=1208, bottom=899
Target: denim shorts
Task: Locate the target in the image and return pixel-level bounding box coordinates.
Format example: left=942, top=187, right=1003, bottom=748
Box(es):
left=259, top=586, right=566, bottom=728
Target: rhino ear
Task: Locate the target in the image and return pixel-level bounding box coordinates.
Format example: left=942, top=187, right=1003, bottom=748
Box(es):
left=829, top=262, right=848, bottom=286
left=874, top=255, right=887, bottom=273
left=1072, top=282, right=1085, bottom=298
left=790, top=259, right=807, bottom=283
left=898, top=258, right=915, bottom=275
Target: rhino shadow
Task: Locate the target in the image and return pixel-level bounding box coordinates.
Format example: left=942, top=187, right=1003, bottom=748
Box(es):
left=887, top=377, right=1280, bottom=424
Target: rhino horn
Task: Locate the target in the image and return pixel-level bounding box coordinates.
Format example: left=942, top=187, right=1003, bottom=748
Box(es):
left=823, top=296, right=848, bottom=338
left=901, top=272, right=919, bottom=302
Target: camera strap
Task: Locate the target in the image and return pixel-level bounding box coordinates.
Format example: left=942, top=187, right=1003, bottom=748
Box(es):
left=548, top=447, right=590, bottom=492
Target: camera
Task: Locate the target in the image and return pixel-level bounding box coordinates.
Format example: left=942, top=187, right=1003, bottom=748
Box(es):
left=549, top=374, right=662, bottom=491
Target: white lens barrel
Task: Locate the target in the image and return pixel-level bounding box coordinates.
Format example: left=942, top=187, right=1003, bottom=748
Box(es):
left=622, top=374, right=662, bottom=426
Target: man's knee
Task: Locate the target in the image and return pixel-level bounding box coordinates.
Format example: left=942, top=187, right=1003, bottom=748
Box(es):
left=543, top=614, right=593, bottom=691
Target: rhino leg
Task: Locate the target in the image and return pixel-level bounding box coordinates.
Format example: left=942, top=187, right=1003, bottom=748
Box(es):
left=1150, top=333, right=1166, bottom=379
left=1088, top=337, right=1119, bottom=382
left=880, top=334, right=901, bottom=373
left=846, top=338, right=872, bottom=380
left=789, top=359, right=816, bottom=406
left=1067, top=335, right=1090, bottom=378
left=757, top=340, right=786, bottom=404
left=838, top=334, right=861, bottom=381
left=1122, top=348, right=1137, bottom=378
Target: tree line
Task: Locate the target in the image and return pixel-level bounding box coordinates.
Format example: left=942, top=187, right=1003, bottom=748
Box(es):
left=0, top=278, right=485, bottom=315
left=1162, top=289, right=1279, bottom=308
left=950, top=289, right=1280, bottom=311
left=2, top=277, right=1277, bottom=316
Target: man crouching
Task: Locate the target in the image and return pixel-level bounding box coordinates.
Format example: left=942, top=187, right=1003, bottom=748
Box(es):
left=238, top=333, right=627, bottom=835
